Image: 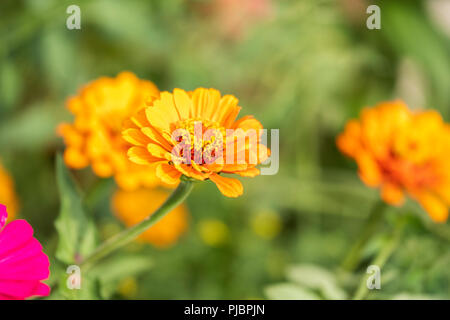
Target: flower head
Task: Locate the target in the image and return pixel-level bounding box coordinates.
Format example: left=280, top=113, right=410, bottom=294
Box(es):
left=337, top=100, right=450, bottom=222
left=122, top=88, right=269, bottom=197
left=0, top=161, right=19, bottom=222
left=112, top=188, right=188, bottom=248
left=58, top=72, right=161, bottom=190
left=0, top=204, right=50, bottom=300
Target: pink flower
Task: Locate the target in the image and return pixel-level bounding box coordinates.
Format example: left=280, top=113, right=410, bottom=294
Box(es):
left=0, top=204, right=50, bottom=300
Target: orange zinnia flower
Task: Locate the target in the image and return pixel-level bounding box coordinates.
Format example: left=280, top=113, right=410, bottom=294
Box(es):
left=0, top=160, right=19, bottom=222
left=122, top=88, right=269, bottom=197
left=112, top=188, right=188, bottom=248
left=337, top=100, right=450, bottom=222
left=58, top=72, right=161, bottom=190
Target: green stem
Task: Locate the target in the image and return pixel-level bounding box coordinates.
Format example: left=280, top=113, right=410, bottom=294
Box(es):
left=341, top=201, right=387, bottom=272
left=353, top=218, right=405, bottom=300
left=80, top=180, right=194, bottom=271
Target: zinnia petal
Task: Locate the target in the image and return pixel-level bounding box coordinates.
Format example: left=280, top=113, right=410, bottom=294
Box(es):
left=209, top=173, right=243, bottom=198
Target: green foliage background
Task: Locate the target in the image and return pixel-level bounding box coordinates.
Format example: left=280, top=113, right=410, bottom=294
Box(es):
left=0, top=0, right=449, bottom=299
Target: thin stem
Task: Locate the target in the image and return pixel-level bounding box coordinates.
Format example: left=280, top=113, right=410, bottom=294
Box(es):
left=340, top=201, right=387, bottom=272
left=352, top=218, right=405, bottom=300
left=80, top=180, right=194, bottom=271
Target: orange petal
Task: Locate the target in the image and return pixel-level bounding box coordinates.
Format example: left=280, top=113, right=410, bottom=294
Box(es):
left=209, top=173, right=243, bottom=198
left=130, top=108, right=151, bottom=128
left=191, top=88, right=210, bottom=119
left=205, top=89, right=221, bottom=121
left=153, top=92, right=180, bottom=123
left=147, top=143, right=171, bottom=160
left=92, top=160, right=113, bottom=177
left=141, top=126, right=173, bottom=150
left=156, top=163, right=182, bottom=185
left=122, top=128, right=149, bottom=146
left=235, top=167, right=260, bottom=177
left=174, top=163, right=209, bottom=181
left=233, top=116, right=263, bottom=136
left=173, top=89, right=192, bottom=119
left=192, top=88, right=221, bottom=120
left=145, top=106, right=171, bottom=132
left=223, top=106, right=241, bottom=128
left=355, top=151, right=381, bottom=187
left=128, top=146, right=160, bottom=165
left=64, top=148, right=89, bottom=169
left=216, top=95, right=240, bottom=125
left=336, top=120, right=362, bottom=157
left=222, top=164, right=248, bottom=172
left=416, top=192, right=449, bottom=223
left=257, top=143, right=270, bottom=164
left=381, top=183, right=404, bottom=206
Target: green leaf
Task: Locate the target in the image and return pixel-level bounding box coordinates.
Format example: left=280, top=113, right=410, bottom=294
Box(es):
left=0, top=60, right=21, bottom=111
left=0, top=102, right=63, bottom=152
left=90, top=254, right=153, bottom=299
left=287, top=264, right=347, bottom=299
left=264, top=283, right=320, bottom=300
left=57, top=270, right=103, bottom=300
left=54, top=154, right=98, bottom=264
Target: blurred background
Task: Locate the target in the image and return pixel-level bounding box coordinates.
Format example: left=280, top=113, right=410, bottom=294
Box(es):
left=0, top=0, right=449, bottom=299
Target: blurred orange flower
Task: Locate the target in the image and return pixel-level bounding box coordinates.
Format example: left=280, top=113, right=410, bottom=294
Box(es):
left=112, top=188, right=188, bottom=248
left=337, top=100, right=450, bottom=222
left=122, top=88, right=269, bottom=198
left=0, top=161, right=19, bottom=222
left=58, top=72, right=161, bottom=190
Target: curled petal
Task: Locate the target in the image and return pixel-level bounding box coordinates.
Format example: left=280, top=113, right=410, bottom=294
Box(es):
left=209, top=173, right=243, bottom=198
left=156, top=163, right=182, bottom=185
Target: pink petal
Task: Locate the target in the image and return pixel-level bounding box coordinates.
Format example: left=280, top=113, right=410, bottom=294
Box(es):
left=0, top=280, right=50, bottom=300
left=0, top=204, right=7, bottom=231
left=31, top=283, right=51, bottom=297
left=0, top=279, right=38, bottom=298
left=0, top=213, right=51, bottom=300
left=0, top=293, right=17, bottom=300
left=0, top=237, right=43, bottom=265
left=0, top=220, right=34, bottom=259
left=0, top=254, right=50, bottom=281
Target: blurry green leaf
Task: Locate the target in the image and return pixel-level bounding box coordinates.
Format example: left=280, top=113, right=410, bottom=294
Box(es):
left=57, top=270, right=102, bottom=300
left=55, top=154, right=98, bottom=264
left=0, top=60, right=21, bottom=110
left=90, top=254, right=154, bottom=298
left=382, top=1, right=450, bottom=115
left=0, top=102, right=64, bottom=151
left=287, top=264, right=347, bottom=299
left=264, top=283, right=320, bottom=300
left=40, top=28, right=78, bottom=93
left=84, top=0, right=164, bottom=50
left=391, top=293, right=438, bottom=300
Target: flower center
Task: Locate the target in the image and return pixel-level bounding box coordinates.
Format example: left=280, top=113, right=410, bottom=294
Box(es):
left=172, top=118, right=226, bottom=165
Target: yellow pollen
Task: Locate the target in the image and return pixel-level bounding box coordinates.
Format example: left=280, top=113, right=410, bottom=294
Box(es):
left=174, top=119, right=226, bottom=164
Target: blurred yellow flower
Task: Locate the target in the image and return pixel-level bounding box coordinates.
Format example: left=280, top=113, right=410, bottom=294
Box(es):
left=250, top=210, right=282, bottom=240
left=58, top=72, right=161, bottom=190
left=197, top=219, right=229, bottom=247
left=122, top=87, right=269, bottom=198
left=337, top=100, right=450, bottom=222
left=112, top=188, right=188, bottom=248
left=0, top=160, right=19, bottom=222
